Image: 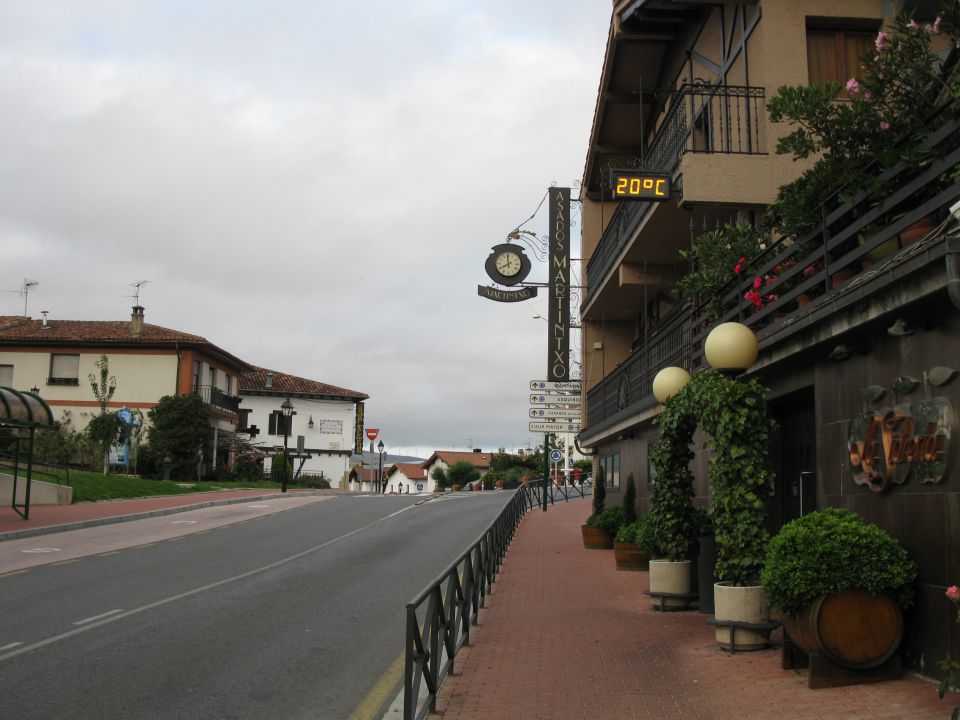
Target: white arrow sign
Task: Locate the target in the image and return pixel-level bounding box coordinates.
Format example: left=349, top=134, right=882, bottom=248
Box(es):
left=529, top=421, right=581, bottom=433
left=530, top=380, right=582, bottom=392
left=529, top=407, right=582, bottom=419
left=529, top=394, right=582, bottom=405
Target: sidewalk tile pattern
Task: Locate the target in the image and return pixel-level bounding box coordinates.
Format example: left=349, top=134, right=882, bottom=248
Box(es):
left=433, top=499, right=957, bottom=720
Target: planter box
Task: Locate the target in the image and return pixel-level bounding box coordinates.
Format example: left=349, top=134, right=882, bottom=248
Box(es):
left=581, top=525, right=613, bottom=550
left=713, top=582, right=772, bottom=651
left=648, top=559, right=693, bottom=610
left=613, top=541, right=650, bottom=571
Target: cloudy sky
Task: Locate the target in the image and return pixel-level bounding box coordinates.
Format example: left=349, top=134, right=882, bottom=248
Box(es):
left=0, top=1, right=610, bottom=457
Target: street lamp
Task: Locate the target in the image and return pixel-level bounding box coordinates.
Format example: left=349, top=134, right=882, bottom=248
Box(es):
left=704, top=322, right=758, bottom=373
left=377, top=440, right=385, bottom=493
left=280, top=397, right=294, bottom=493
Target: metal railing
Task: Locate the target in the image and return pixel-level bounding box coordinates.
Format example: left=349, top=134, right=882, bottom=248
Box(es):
left=582, top=113, right=960, bottom=432
left=403, top=486, right=531, bottom=720
left=584, top=84, right=766, bottom=310
left=192, top=385, right=241, bottom=414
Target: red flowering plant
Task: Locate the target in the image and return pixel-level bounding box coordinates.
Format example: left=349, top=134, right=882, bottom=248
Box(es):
left=743, top=260, right=797, bottom=312
left=940, top=584, right=960, bottom=717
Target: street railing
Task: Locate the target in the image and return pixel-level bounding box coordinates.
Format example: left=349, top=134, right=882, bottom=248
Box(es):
left=403, top=486, right=530, bottom=720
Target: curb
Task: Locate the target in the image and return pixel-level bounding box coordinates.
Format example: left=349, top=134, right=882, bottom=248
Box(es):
left=0, top=492, right=327, bottom=543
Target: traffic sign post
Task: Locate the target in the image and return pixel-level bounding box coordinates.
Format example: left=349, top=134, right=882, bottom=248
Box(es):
left=529, top=421, right=581, bottom=433
left=529, top=407, right=582, bottom=419
left=530, top=380, right=581, bottom=392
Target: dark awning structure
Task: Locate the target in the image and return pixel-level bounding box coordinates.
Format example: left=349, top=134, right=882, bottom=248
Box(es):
left=0, top=387, right=59, bottom=520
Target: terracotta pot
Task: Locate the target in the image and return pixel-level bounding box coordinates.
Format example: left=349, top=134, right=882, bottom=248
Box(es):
left=796, top=293, right=810, bottom=308
left=613, top=541, right=650, bottom=571
left=899, top=214, right=938, bottom=246
left=831, top=267, right=857, bottom=289
left=581, top=525, right=613, bottom=550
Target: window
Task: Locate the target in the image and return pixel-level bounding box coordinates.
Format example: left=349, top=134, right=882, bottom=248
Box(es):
left=600, top=452, right=621, bottom=490
left=0, top=365, right=12, bottom=387
left=209, top=366, right=217, bottom=389
left=268, top=411, right=292, bottom=436
left=49, top=354, right=79, bottom=385
left=807, top=27, right=875, bottom=95
left=192, top=361, right=201, bottom=392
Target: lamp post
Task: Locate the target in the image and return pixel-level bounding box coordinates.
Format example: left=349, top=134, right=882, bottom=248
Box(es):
left=280, top=398, right=293, bottom=493
left=377, top=440, right=385, bottom=493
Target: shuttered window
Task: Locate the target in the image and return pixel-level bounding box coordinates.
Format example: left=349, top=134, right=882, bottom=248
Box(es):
left=49, top=354, right=80, bottom=385
left=807, top=28, right=874, bottom=96
left=268, top=411, right=292, bottom=436
left=0, top=365, right=12, bottom=387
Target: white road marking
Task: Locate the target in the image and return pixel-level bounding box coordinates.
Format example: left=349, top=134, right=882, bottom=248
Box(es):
left=247, top=504, right=271, bottom=508
left=73, top=609, right=124, bottom=626
left=21, top=548, right=61, bottom=554
left=171, top=520, right=197, bottom=524
left=0, top=502, right=421, bottom=664
left=0, top=642, right=23, bottom=651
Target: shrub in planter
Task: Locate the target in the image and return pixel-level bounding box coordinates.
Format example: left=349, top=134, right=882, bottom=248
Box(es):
left=587, top=506, right=625, bottom=536
left=761, top=508, right=916, bottom=616
left=632, top=514, right=656, bottom=555
left=614, top=515, right=653, bottom=571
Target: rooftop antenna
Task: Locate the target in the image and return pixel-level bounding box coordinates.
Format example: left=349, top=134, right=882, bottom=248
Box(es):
left=2, top=279, right=39, bottom=316
left=125, top=280, right=150, bottom=306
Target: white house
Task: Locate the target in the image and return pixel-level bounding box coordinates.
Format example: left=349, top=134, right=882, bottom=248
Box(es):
left=238, top=367, right=367, bottom=488
left=384, top=462, right=430, bottom=494
left=422, top=451, right=492, bottom=486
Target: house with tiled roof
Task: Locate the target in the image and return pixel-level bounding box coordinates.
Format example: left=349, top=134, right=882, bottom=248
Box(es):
left=0, top=306, right=249, bottom=469
left=384, top=462, right=430, bottom=494
left=347, top=464, right=380, bottom=493
left=239, top=367, right=367, bottom=488
left=422, top=450, right=492, bottom=486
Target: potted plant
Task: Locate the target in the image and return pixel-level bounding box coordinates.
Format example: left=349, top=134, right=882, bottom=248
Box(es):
left=581, top=466, right=611, bottom=548
left=614, top=514, right=653, bottom=571
left=762, top=508, right=917, bottom=669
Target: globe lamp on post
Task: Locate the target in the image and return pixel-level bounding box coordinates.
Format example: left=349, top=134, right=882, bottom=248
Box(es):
left=280, top=398, right=294, bottom=493
left=652, top=366, right=692, bottom=404
left=704, top=322, right=758, bottom=374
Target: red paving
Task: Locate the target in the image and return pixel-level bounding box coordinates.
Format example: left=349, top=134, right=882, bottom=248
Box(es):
left=433, top=499, right=957, bottom=720
left=0, top=488, right=328, bottom=536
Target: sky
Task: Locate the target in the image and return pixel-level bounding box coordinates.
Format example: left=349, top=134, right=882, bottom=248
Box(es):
left=0, top=0, right=611, bottom=458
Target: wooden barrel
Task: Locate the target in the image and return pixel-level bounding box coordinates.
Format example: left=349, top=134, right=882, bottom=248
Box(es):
left=783, top=590, right=902, bottom=669
left=613, top=541, right=650, bottom=570
left=581, top=525, right=613, bottom=549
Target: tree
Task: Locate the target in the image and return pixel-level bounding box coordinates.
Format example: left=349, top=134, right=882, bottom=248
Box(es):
left=86, top=354, right=123, bottom=474
left=430, top=465, right=448, bottom=489
left=146, top=394, right=211, bottom=480
left=446, top=460, right=480, bottom=489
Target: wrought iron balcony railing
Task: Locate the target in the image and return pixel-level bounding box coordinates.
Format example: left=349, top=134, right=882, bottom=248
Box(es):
left=193, top=384, right=241, bottom=414
left=583, top=113, right=960, bottom=436
left=584, top=84, right=766, bottom=311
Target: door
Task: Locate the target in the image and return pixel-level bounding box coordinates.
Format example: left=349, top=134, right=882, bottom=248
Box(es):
left=769, top=390, right=817, bottom=535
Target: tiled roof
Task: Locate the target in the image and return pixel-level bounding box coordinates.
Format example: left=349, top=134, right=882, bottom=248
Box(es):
left=387, top=462, right=427, bottom=480
left=349, top=465, right=378, bottom=482
left=240, top=366, right=367, bottom=400
left=0, top=317, right=207, bottom=343
left=424, top=451, right=492, bottom=469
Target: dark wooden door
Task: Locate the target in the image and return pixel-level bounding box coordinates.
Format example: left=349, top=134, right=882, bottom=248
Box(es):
left=769, top=391, right=817, bottom=534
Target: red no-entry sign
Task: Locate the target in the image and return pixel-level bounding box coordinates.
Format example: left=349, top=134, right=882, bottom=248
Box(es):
left=366, top=428, right=379, bottom=441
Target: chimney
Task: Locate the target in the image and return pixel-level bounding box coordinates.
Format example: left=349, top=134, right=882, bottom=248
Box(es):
left=41, top=310, right=50, bottom=329
left=265, top=372, right=274, bottom=388
left=131, top=305, right=144, bottom=337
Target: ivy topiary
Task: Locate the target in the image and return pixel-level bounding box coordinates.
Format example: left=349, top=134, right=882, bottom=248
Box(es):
left=761, top=508, right=917, bottom=616
left=633, top=514, right=656, bottom=554
left=589, top=464, right=606, bottom=522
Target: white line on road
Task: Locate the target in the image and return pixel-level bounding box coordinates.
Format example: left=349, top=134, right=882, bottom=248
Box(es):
left=171, top=520, right=197, bottom=524
left=21, top=548, right=61, bottom=554
left=0, top=501, right=420, bottom=664
left=0, top=642, right=23, bottom=651
left=247, top=504, right=271, bottom=508
left=73, top=609, right=124, bottom=626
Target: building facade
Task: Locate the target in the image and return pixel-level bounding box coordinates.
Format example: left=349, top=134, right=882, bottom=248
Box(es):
left=579, top=1, right=959, bottom=677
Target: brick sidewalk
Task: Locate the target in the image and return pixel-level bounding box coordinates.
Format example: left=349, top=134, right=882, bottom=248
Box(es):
left=0, top=488, right=327, bottom=539
left=433, top=499, right=955, bottom=720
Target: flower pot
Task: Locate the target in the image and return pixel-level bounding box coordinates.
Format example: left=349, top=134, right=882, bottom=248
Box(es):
left=782, top=589, right=902, bottom=669
left=831, top=267, right=857, bottom=289
left=649, top=559, right=692, bottom=610
left=581, top=524, right=613, bottom=550
left=613, top=540, right=650, bottom=571
left=898, top=214, right=937, bottom=246
left=713, top=582, right=772, bottom=651
left=796, top=293, right=810, bottom=308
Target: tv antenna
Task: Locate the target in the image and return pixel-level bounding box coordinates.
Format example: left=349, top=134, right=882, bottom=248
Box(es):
left=126, top=280, right=150, bottom=305
left=2, top=279, right=39, bottom=316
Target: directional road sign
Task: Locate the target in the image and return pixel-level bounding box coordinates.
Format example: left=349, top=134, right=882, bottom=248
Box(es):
left=529, top=421, right=581, bottom=433
left=530, top=380, right=582, bottom=392
left=529, top=407, right=582, bottom=419
left=529, top=394, right=582, bottom=405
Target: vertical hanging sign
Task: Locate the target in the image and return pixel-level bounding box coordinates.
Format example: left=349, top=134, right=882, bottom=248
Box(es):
left=354, top=402, right=365, bottom=454
left=548, top=186, right=571, bottom=382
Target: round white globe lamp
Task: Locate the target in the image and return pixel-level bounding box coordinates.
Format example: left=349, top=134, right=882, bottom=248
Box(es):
left=652, top=366, right=692, bottom=404
left=704, top=322, right=759, bottom=372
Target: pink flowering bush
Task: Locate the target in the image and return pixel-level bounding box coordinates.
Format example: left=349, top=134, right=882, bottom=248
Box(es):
left=941, top=584, right=960, bottom=717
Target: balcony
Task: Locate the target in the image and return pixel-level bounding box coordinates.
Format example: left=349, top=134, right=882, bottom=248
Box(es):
left=583, top=84, right=767, bottom=315
left=193, top=385, right=241, bottom=414
left=583, top=113, right=960, bottom=440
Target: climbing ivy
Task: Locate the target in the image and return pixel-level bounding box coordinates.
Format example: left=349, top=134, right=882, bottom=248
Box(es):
left=651, top=370, right=776, bottom=585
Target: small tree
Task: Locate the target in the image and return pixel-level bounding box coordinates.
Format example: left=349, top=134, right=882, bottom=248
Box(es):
left=146, top=394, right=211, bottom=480
left=591, top=464, right=606, bottom=518
left=446, top=460, right=480, bottom=488
left=623, top=473, right=637, bottom=526
left=430, top=465, right=448, bottom=488
left=87, top=354, right=122, bottom=474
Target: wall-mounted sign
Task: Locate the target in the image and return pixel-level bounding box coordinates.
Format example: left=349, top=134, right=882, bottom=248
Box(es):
left=548, top=187, right=571, bottom=382
left=847, top=397, right=952, bottom=492
left=478, top=285, right=537, bottom=303
left=354, top=402, right=365, bottom=454
left=484, top=243, right=533, bottom=287
left=610, top=169, right=671, bottom=201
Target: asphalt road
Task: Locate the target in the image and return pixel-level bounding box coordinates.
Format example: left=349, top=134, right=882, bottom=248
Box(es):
left=0, top=491, right=514, bottom=720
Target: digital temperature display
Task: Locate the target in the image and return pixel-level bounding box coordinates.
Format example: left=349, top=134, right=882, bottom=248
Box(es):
left=611, top=170, right=671, bottom=201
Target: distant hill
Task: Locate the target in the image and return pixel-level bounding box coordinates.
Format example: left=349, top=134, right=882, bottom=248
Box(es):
left=349, top=452, right=425, bottom=466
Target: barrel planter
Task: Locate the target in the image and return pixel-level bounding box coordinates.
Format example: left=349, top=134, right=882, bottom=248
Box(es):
left=581, top=525, right=613, bottom=550
left=613, top=540, right=650, bottom=571
left=782, top=590, right=903, bottom=669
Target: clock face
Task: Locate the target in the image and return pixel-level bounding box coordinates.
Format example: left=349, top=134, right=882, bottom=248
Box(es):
left=495, top=251, right=522, bottom=277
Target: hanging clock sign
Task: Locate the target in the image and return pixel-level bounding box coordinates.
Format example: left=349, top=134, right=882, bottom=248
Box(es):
left=484, top=243, right=532, bottom=286
left=610, top=169, right=671, bottom=201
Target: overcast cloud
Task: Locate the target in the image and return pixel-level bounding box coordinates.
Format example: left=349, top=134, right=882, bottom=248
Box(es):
left=0, top=1, right=609, bottom=457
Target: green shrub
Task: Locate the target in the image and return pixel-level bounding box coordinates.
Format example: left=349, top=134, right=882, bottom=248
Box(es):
left=622, top=473, right=637, bottom=525
left=615, top=520, right=637, bottom=544
left=761, top=508, right=916, bottom=616
left=586, top=506, right=624, bottom=535
left=591, top=464, right=606, bottom=518
left=632, top=514, right=656, bottom=554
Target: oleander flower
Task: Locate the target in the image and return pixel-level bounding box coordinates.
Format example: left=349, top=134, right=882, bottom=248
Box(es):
left=947, top=585, right=960, bottom=602
left=846, top=78, right=861, bottom=94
